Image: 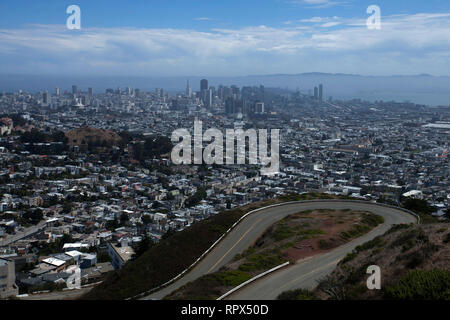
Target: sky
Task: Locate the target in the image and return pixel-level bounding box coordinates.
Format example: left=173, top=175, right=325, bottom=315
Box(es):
left=1, top=0, right=450, bottom=77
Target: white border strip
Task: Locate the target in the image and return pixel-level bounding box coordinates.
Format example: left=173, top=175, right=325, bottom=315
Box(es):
left=216, top=262, right=290, bottom=300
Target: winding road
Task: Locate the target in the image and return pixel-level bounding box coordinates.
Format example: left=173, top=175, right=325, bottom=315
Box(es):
left=143, top=200, right=418, bottom=300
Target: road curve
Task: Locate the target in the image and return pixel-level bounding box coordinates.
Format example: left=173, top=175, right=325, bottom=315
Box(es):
left=144, top=201, right=417, bottom=300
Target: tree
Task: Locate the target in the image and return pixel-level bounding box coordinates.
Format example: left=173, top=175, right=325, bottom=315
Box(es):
left=141, top=215, right=153, bottom=225
left=402, top=198, right=436, bottom=215
left=120, top=213, right=129, bottom=226
left=132, top=234, right=154, bottom=260
left=226, top=198, right=232, bottom=209
left=106, top=218, right=119, bottom=231
left=185, top=188, right=207, bottom=208
left=63, top=202, right=72, bottom=214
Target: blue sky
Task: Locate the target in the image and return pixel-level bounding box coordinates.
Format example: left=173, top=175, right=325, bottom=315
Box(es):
left=1, top=0, right=450, bottom=76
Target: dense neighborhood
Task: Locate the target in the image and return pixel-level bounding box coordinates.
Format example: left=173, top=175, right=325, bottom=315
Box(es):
left=0, top=82, right=448, bottom=299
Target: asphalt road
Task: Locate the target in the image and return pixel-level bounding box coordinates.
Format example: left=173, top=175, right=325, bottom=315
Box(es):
left=143, top=201, right=417, bottom=300
left=0, top=221, right=46, bottom=247
left=19, top=286, right=93, bottom=300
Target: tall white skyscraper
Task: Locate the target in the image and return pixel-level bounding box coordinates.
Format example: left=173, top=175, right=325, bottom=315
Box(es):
left=186, top=80, right=192, bottom=97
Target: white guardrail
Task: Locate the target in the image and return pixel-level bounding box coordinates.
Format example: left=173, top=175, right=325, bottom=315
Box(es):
left=216, top=262, right=290, bottom=300
left=126, top=199, right=420, bottom=300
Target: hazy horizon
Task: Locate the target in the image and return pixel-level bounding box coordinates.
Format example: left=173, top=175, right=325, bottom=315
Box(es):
left=2, top=72, right=450, bottom=106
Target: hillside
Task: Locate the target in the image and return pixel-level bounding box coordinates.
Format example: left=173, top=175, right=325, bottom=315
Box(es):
left=166, top=209, right=384, bottom=300
left=81, top=193, right=351, bottom=300
left=65, top=127, right=122, bottom=149
left=278, top=223, right=450, bottom=300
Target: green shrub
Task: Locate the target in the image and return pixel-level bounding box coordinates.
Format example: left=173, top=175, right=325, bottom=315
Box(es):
left=277, top=288, right=317, bottom=300
left=340, top=225, right=371, bottom=240
left=361, top=213, right=385, bottom=227
left=386, top=223, right=411, bottom=234
left=341, top=252, right=357, bottom=264
left=238, top=252, right=285, bottom=272
left=212, top=270, right=252, bottom=287
left=391, top=228, right=428, bottom=249
left=297, top=229, right=325, bottom=237
left=383, top=269, right=450, bottom=300
left=273, top=223, right=295, bottom=241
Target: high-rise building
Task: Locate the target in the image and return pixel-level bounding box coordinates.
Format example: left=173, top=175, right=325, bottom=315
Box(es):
left=88, top=88, right=94, bottom=96
left=42, top=91, right=49, bottom=105
left=200, top=79, right=208, bottom=92
left=200, top=79, right=209, bottom=104
left=225, top=97, right=235, bottom=114
left=55, top=87, right=60, bottom=96
left=155, top=88, right=163, bottom=97
left=186, top=80, right=192, bottom=97
left=206, top=89, right=213, bottom=107
left=255, top=102, right=265, bottom=113
left=319, top=84, right=323, bottom=101
left=72, top=85, right=78, bottom=95
left=314, top=87, right=319, bottom=100
left=231, top=85, right=240, bottom=99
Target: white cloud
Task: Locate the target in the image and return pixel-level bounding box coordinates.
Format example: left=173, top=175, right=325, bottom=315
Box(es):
left=194, top=17, right=213, bottom=21
left=290, top=0, right=348, bottom=9
left=0, top=13, right=450, bottom=76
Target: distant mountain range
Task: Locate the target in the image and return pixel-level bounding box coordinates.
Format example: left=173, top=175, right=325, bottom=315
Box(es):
left=1, top=73, right=450, bottom=106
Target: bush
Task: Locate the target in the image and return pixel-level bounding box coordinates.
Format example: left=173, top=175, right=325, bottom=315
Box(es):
left=212, top=270, right=252, bottom=287
left=340, top=225, right=371, bottom=240
left=361, top=213, right=385, bottom=227
left=318, top=239, right=336, bottom=250
left=273, top=223, right=294, bottom=241
left=341, top=252, right=357, bottom=264
left=277, top=288, right=317, bottom=300
left=238, top=251, right=285, bottom=272
left=397, top=243, right=440, bottom=268
left=391, top=228, right=428, bottom=249
left=444, top=233, right=450, bottom=244
left=383, top=270, right=450, bottom=300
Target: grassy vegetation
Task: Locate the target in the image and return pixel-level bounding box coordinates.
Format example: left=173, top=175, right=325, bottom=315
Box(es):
left=383, top=270, right=450, bottom=300
left=238, top=249, right=286, bottom=272
left=273, top=222, right=295, bottom=241
left=212, top=270, right=253, bottom=286
left=167, top=207, right=388, bottom=299
left=83, top=193, right=349, bottom=300
left=81, top=193, right=375, bottom=300
left=277, top=288, right=317, bottom=300
left=312, top=222, right=450, bottom=300
left=340, top=213, right=384, bottom=240
left=341, top=236, right=385, bottom=264
left=82, top=203, right=250, bottom=300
